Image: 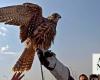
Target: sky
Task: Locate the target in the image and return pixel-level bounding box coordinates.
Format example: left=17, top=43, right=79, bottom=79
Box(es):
left=0, top=0, right=100, bottom=80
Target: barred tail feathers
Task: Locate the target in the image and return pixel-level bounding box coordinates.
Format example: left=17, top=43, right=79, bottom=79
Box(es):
left=13, top=47, right=35, bottom=72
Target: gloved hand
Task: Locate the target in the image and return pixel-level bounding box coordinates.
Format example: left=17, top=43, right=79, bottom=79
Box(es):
left=37, top=49, right=56, bottom=71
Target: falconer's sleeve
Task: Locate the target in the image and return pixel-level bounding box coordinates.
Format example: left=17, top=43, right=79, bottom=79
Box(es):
left=47, top=55, right=70, bottom=80
left=37, top=49, right=74, bottom=80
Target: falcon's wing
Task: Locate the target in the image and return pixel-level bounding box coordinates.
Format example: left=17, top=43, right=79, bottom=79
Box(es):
left=0, top=3, right=42, bottom=26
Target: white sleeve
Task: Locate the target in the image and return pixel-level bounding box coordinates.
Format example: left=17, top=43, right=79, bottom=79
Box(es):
left=47, top=55, right=70, bottom=80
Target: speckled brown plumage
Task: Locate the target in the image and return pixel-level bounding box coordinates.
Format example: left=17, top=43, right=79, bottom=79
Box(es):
left=0, top=3, right=61, bottom=72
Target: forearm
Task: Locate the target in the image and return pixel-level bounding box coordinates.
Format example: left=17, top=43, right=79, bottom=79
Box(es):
left=47, top=56, right=70, bottom=80
left=37, top=49, right=72, bottom=80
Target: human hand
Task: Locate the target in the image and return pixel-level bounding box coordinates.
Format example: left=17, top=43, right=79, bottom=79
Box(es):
left=37, top=49, right=56, bottom=70
left=11, top=72, right=24, bottom=80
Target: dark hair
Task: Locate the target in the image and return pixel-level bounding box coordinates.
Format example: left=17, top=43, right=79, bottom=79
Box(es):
left=68, top=76, right=75, bottom=80
left=79, top=74, right=88, bottom=80
left=89, top=74, right=98, bottom=80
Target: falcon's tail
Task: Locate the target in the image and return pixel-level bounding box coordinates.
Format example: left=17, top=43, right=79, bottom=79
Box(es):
left=13, top=47, right=35, bottom=72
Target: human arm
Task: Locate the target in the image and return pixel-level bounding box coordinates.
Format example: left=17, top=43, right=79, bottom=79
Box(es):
left=37, top=49, right=74, bottom=80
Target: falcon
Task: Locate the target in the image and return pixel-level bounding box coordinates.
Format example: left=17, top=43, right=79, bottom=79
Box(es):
left=0, top=3, right=61, bottom=72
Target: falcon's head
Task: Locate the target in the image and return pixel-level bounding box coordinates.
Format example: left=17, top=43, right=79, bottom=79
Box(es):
left=48, top=13, right=61, bottom=23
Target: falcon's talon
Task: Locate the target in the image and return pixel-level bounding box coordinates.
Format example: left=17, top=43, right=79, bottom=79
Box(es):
left=44, top=50, right=55, bottom=57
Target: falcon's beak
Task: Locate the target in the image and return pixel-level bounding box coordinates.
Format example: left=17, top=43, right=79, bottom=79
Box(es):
left=59, top=15, right=61, bottom=18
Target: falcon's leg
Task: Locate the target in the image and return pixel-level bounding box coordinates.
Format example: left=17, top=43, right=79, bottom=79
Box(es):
left=36, top=48, right=48, bottom=56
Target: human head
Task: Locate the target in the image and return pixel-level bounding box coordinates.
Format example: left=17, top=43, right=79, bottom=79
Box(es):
left=89, top=74, right=98, bottom=80
left=79, top=74, right=88, bottom=80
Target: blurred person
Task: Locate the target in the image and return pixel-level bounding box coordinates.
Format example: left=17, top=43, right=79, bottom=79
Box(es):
left=98, top=74, right=100, bottom=80
left=37, top=49, right=75, bottom=80
left=79, top=74, right=88, bottom=80
left=89, top=74, right=98, bottom=80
